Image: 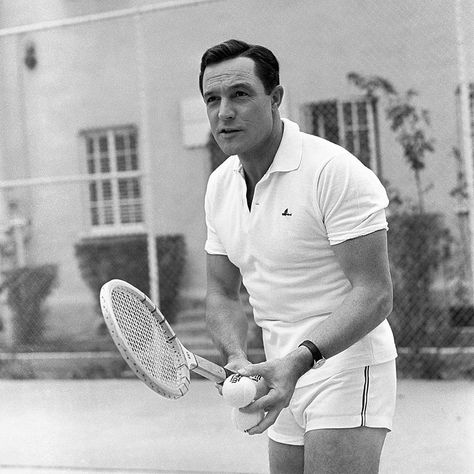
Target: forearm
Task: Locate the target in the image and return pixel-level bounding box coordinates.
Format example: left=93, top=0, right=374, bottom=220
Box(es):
left=304, top=230, right=393, bottom=362
left=309, top=284, right=392, bottom=359
left=206, top=290, right=249, bottom=363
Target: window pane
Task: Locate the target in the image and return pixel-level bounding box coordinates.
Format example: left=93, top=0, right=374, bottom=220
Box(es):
left=358, top=130, right=370, bottom=166
left=104, top=205, right=114, bottom=225
left=129, top=132, right=137, bottom=150
left=134, top=203, right=143, bottom=222
left=120, top=202, right=143, bottom=224
left=345, top=131, right=354, bottom=153
left=87, top=138, right=94, bottom=154
left=87, top=158, right=95, bottom=174
left=99, top=136, right=108, bottom=152
left=343, top=103, right=353, bottom=127
left=118, top=179, right=129, bottom=199
left=100, top=156, right=110, bottom=173
left=120, top=204, right=131, bottom=223
left=132, top=178, right=141, bottom=197
left=90, top=206, right=99, bottom=226
left=116, top=153, right=126, bottom=172
left=115, top=134, right=125, bottom=151
left=89, top=182, right=97, bottom=202
left=102, top=180, right=112, bottom=201
left=357, top=102, right=368, bottom=126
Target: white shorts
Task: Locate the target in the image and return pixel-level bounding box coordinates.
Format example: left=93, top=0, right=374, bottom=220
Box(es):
left=268, top=360, right=397, bottom=446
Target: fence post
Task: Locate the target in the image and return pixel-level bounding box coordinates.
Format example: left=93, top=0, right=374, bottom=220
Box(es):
left=134, top=8, right=159, bottom=304
left=455, top=0, right=474, bottom=302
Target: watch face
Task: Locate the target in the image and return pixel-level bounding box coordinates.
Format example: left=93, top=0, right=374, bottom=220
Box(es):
left=313, top=358, right=326, bottom=369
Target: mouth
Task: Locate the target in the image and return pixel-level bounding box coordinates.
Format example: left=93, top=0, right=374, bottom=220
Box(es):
left=219, top=128, right=242, bottom=136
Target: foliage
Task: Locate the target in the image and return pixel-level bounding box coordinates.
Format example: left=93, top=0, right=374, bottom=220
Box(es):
left=75, top=234, right=186, bottom=322
left=347, top=73, right=466, bottom=368
left=348, top=72, right=435, bottom=212
left=2, top=264, right=58, bottom=344
left=346, top=72, right=397, bottom=97
left=387, top=212, right=453, bottom=348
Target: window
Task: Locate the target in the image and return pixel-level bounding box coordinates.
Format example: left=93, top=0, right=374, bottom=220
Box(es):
left=305, top=98, right=380, bottom=173
left=83, top=126, right=143, bottom=230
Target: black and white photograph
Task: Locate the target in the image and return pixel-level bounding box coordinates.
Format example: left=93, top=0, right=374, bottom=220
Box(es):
left=0, top=1, right=472, bottom=473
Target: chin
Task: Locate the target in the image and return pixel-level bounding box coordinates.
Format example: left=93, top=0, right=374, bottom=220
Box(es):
left=216, top=141, right=241, bottom=156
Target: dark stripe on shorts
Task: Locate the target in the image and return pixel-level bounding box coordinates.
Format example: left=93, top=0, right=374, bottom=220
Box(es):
left=360, top=366, right=370, bottom=426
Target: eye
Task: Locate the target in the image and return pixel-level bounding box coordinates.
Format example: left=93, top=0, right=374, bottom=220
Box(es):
left=205, top=96, right=218, bottom=105
left=235, top=90, right=248, bottom=97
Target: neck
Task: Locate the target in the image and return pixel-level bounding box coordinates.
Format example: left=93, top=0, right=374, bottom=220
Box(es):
left=239, top=118, right=284, bottom=187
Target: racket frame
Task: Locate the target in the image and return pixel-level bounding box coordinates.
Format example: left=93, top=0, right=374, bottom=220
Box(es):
left=100, top=279, right=232, bottom=399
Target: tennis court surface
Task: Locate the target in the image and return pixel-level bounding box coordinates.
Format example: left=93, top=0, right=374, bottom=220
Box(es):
left=0, top=378, right=472, bottom=474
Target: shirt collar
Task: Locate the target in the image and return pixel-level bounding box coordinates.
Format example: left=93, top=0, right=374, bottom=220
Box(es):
left=232, top=118, right=303, bottom=175
left=267, top=118, right=303, bottom=174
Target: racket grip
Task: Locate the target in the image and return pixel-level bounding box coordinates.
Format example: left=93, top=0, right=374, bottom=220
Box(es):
left=249, top=375, right=269, bottom=400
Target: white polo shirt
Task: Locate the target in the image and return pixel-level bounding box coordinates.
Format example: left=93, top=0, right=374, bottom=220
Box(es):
left=205, top=119, right=397, bottom=384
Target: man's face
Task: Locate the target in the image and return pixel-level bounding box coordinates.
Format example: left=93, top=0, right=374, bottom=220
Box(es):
left=202, top=56, right=275, bottom=157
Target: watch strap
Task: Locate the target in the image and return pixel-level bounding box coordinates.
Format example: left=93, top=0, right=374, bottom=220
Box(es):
left=298, top=340, right=324, bottom=363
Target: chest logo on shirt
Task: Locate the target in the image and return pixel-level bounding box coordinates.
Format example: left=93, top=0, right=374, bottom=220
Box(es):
left=282, top=208, right=292, bottom=216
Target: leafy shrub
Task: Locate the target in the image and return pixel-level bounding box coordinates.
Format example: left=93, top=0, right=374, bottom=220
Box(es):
left=75, top=234, right=186, bottom=322
left=2, top=264, right=58, bottom=345
left=387, top=212, right=453, bottom=347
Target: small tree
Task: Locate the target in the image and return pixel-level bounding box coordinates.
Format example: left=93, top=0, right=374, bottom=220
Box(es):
left=348, top=73, right=458, bottom=378
left=348, top=73, right=435, bottom=213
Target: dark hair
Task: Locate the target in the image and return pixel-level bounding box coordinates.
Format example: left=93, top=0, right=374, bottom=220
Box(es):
left=199, top=39, right=280, bottom=95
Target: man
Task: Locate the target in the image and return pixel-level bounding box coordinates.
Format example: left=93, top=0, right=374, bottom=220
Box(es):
left=200, top=39, right=397, bottom=474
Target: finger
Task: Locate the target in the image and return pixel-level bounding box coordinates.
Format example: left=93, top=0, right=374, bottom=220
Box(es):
left=237, top=362, right=266, bottom=378
left=247, top=408, right=281, bottom=435
left=249, top=374, right=270, bottom=400
left=225, top=358, right=251, bottom=373
left=241, top=392, right=274, bottom=412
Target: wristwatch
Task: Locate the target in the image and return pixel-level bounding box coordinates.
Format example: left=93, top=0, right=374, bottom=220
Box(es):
left=298, top=340, right=326, bottom=369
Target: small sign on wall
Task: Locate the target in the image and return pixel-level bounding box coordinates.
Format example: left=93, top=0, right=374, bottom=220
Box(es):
left=180, top=96, right=210, bottom=148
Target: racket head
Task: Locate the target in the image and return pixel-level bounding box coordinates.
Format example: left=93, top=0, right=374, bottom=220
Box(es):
left=100, top=279, right=190, bottom=399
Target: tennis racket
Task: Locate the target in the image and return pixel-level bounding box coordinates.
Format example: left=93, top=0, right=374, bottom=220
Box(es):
left=100, top=279, right=267, bottom=400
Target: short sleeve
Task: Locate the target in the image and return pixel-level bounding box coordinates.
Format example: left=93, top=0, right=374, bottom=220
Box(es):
left=204, top=180, right=227, bottom=255
left=317, top=152, right=389, bottom=245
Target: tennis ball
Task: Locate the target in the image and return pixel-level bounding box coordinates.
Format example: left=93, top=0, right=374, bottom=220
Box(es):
left=222, top=374, right=257, bottom=408
left=231, top=407, right=265, bottom=432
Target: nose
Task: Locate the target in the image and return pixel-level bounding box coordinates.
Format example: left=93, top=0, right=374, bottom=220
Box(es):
left=218, top=98, right=235, bottom=120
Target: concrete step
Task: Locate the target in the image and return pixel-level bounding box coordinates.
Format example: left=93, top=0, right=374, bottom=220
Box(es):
left=177, top=307, right=254, bottom=323
left=177, top=308, right=206, bottom=323
left=177, top=333, right=214, bottom=348
left=173, top=296, right=263, bottom=364
left=173, top=320, right=208, bottom=337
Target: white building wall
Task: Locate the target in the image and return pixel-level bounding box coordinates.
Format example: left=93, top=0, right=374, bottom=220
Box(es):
left=0, top=0, right=470, bottom=306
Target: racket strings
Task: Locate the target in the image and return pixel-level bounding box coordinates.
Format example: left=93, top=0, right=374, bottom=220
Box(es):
left=111, top=288, right=181, bottom=389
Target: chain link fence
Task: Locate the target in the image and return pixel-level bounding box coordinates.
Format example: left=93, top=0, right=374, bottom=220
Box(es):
left=0, top=0, right=473, bottom=380
left=0, top=176, right=188, bottom=377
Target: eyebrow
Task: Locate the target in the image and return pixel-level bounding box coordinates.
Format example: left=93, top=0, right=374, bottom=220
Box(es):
left=203, top=81, right=254, bottom=98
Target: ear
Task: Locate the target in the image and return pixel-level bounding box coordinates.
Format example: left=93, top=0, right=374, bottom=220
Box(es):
left=270, top=85, right=284, bottom=109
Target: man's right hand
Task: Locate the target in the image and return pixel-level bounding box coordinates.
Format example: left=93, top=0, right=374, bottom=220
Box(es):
left=215, top=355, right=251, bottom=396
